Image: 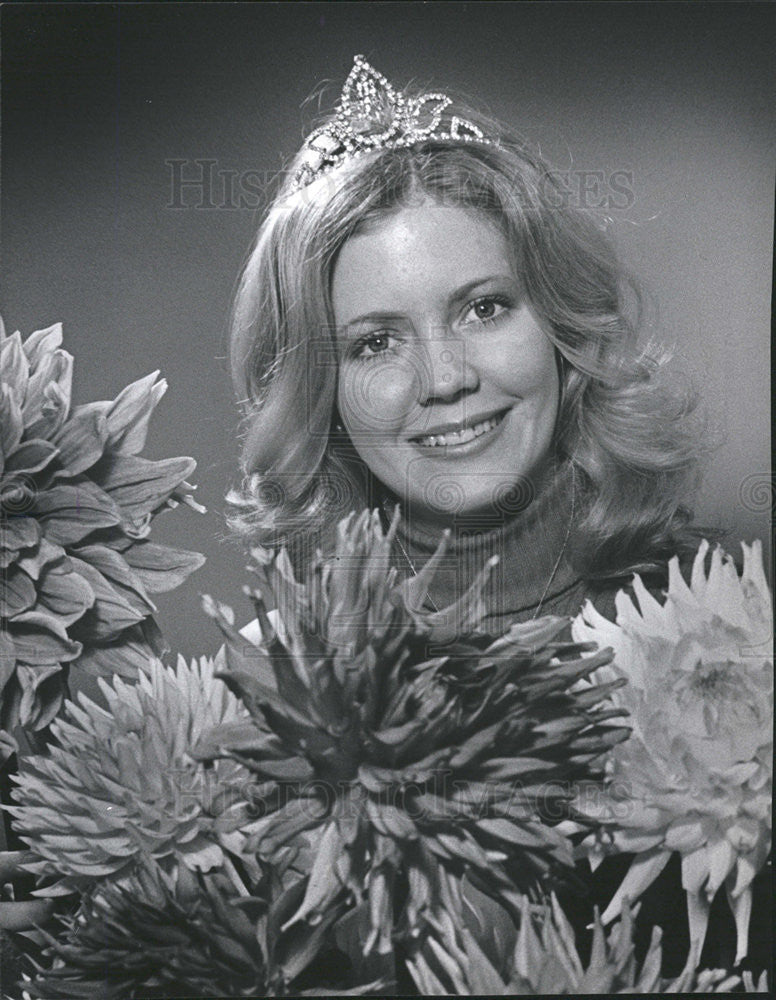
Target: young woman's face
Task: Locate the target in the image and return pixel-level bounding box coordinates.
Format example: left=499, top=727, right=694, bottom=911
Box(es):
left=332, top=200, right=560, bottom=526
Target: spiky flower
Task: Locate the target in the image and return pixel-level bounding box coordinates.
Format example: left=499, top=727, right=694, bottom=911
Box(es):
left=407, top=873, right=744, bottom=994
left=198, top=507, right=628, bottom=960
left=571, top=540, right=773, bottom=965
left=21, top=862, right=269, bottom=1000
left=0, top=322, right=206, bottom=756
left=8, top=656, right=248, bottom=895
left=21, top=857, right=392, bottom=999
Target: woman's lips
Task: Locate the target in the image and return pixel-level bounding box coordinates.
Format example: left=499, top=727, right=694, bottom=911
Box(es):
left=409, top=408, right=510, bottom=455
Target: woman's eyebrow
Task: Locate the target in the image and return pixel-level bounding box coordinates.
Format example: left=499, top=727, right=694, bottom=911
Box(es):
left=448, top=274, right=516, bottom=305
left=339, top=274, right=516, bottom=331
left=338, top=310, right=408, bottom=333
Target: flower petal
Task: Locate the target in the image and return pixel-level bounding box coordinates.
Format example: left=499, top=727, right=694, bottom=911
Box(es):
left=66, top=556, right=146, bottom=640
left=15, top=536, right=66, bottom=581
left=105, top=371, right=167, bottom=454
left=1, top=331, right=30, bottom=407
left=17, top=664, right=65, bottom=730
left=121, top=541, right=205, bottom=593
left=705, top=837, right=735, bottom=897
left=8, top=615, right=82, bottom=663
left=663, top=817, right=707, bottom=852
left=725, top=878, right=753, bottom=966
left=281, top=821, right=346, bottom=929
left=4, top=438, right=60, bottom=477
left=92, top=453, right=197, bottom=519
left=681, top=845, right=710, bottom=894
left=685, top=888, right=711, bottom=956
left=50, top=406, right=108, bottom=477
left=32, top=481, right=122, bottom=546
left=73, top=629, right=158, bottom=681
left=20, top=322, right=63, bottom=366
left=22, top=348, right=72, bottom=429
left=0, top=383, right=24, bottom=457
left=36, top=561, right=96, bottom=626
left=71, top=543, right=156, bottom=613
left=0, top=566, right=37, bottom=617
left=0, top=515, right=40, bottom=555
left=600, top=848, right=671, bottom=925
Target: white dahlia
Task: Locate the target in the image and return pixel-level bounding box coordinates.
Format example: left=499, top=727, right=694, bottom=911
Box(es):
left=571, top=539, right=772, bottom=965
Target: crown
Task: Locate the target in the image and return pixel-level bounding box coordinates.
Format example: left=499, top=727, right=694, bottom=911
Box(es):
left=290, top=55, right=496, bottom=193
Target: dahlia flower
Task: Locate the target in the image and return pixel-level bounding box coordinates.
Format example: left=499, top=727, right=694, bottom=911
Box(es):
left=571, top=539, right=773, bottom=964
left=8, top=655, right=248, bottom=895
left=198, top=507, right=628, bottom=960
left=407, top=872, right=744, bottom=994
left=23, top=862, right=269, bottom=1000
left=0, top=322, right=205, bottom=756
left=22, top=857, right=391, bottom=998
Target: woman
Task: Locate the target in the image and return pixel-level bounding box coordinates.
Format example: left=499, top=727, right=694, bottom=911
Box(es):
left=223, top=57, right=764, bottom=978
left=226, top=56, right=707, bottom=632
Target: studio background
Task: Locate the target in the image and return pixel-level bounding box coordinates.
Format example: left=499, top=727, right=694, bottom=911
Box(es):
left=2, top=2, right=773, bottom=667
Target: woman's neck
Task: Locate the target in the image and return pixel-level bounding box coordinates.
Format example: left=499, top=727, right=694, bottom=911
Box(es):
left=384, top=460, right=580, bottom=621
left=378, top=456, right=565, bottom=543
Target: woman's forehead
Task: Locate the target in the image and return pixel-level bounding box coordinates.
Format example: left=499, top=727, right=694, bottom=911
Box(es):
left=333, top=203, right=513, bottom=310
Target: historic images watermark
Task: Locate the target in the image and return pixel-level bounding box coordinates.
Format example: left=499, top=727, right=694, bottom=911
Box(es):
left=169, top=767, right=637, bottom=826
left=539, top=169, right=635, bottom=210
left=165, top=159, right=278, bottom=211
left=164, top=158, right=636, bottom=212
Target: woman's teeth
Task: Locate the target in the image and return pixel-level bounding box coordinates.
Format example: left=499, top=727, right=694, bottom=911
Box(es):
left=415, top=412, right=505, bottom=447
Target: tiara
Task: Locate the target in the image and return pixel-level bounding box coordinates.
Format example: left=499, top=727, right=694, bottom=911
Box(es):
left=290, top=55, right=496, bottom=193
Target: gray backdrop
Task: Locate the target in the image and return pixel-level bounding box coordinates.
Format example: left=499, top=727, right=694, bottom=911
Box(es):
left=2, top=2, right=773, bottom=663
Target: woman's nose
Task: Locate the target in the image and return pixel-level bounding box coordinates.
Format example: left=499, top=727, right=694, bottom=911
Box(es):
left=416, top=335, right=479, bottom=403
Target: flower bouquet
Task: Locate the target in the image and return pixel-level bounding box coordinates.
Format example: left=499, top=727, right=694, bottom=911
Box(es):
left=6, top=507, right=631, bottom=995
left=4, top=498, right=770, bottom=995
left=0, top=321, right=205, bottom=955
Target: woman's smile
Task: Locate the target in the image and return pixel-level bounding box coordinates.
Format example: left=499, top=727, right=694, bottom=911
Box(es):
left=332, top=199, right=560, bottom=527
left=408, top=406, right=510, bottom=453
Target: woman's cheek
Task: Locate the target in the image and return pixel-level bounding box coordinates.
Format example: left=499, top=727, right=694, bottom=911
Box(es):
left=339, top=360, right=418, bottom=434
left=483, top=327, right=559, bottom=404
left=518, top=366, right=560, bottom=429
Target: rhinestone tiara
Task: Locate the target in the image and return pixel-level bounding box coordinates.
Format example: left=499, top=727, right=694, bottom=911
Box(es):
left=289, top=55, right=497, bottom=193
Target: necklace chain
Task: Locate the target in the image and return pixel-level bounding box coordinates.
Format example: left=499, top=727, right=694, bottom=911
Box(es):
left=531, top=463, right=575, bottom=619
left=384, top=464, right=576, bottom=621
left=391, top=526, right=440, bottom=613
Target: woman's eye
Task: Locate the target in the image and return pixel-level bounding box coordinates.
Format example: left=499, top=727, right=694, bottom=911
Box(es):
left=353, top=332, right=397, bottom=359
left=463, top=295, right=511, bottom=325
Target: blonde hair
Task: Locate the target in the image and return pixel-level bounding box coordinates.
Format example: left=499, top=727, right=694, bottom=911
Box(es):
left=226, top=96, right=710, bottom=577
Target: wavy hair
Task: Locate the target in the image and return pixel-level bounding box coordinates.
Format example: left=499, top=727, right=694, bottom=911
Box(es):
left=226, top=90, right=710, bottom=578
